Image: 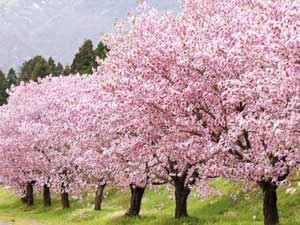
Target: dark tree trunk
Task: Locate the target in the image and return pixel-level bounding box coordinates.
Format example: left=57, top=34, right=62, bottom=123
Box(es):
left=126, top=185, right=145, bottom=217
left=26, top=182, right=34, bottom=206
left=43, top=185, right=51, bottom=207
left=174, top=181, right=190, bottom=219
left=94, top=184, right=106, bottom=211
left=61, top=192, right=70, bottom=209
left=260, top=182, right=279, bottom=225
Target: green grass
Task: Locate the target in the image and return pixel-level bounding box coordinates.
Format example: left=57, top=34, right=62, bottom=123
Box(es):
left=0, top=180, right=300, bottom=225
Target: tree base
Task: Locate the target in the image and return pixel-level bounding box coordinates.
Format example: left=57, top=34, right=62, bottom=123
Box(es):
left=94, top=184, right=106, bottom=211
left=175, top=183, right=190, bottom=219
left=126, top=185, right=145, bottom=217
left=260, top=182, right=279, bottom=225
left=26, top=182, right=34, bottom=206
left=43, top=185, right=51, bottom=207
left=61, top=192, right=70, bottom=209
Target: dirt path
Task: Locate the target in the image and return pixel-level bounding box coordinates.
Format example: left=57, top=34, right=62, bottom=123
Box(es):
left=0, top=219, right=41, bottom=225
left=0, top=222, right=9, bottom=225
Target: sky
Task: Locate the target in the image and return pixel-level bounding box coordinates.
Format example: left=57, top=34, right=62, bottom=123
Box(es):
left=0, top=0, right=180, bottom=72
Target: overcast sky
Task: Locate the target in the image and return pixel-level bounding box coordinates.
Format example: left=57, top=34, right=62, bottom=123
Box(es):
left=0, top=0, right=180, bottom=72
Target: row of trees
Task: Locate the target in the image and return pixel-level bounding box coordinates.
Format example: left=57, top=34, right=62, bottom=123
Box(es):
left=1, top=1, right=300, bottom=225
left=0, top=40, right=108, bottom=105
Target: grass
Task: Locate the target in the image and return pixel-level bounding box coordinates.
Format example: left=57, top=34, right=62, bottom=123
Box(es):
left=0, top=180, right=300, bottom=225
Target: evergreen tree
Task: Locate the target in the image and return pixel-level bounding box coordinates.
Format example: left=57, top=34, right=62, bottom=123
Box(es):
left=48, top=57, right=65, bottom=76
left=19, top=56, right=51, bottom=82
left=55, top=63, right=64, bottom=76
left=31, top=60, right=51, bottom=81
left=71, top=39, right=96, bottom=74
left=63, top=65, right=71, bottom=76
left=6, top=68, right=17, bottom=86
left=94, top=42, right=109, bottom=60
left=0, top=70, right=8, bottom=105
left=48, top=57, right=56, bottom=75
left=19, top=59, right=35, bottom=82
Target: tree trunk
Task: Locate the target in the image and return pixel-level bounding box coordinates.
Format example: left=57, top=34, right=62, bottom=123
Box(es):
left=61, top=192, right=70, bottom=209
left=174, top=181, right=190, bottom=219
left=26, top=182, right=34, bottom=206
left=94, top=184, right=106, bottom=211
left=43, top=184, right=51, bottom=207
left=260, top=182, right=279, bottom=225
left=126, top=185, right=145, bottom=217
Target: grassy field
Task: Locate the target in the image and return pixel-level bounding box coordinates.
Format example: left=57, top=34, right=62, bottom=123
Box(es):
left=0, top=180, right=300, bottom=225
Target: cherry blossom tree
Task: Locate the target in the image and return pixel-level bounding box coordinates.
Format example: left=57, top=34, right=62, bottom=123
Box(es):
left=0, top=74, right=115, bottom=209
left=98, top=0, right=300, bottom=223
left=0, top=93, right=49, bottom=206
left=96, top=2, right=223, bottom=218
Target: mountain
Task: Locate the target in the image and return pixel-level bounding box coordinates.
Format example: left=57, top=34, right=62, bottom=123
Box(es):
left=0, top=0, right=180, bottom=72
